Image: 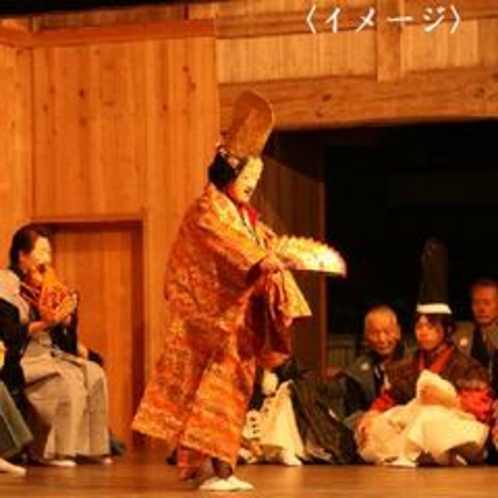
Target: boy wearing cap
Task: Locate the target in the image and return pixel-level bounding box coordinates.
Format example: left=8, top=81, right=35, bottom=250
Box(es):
left=356, top=239, right=492, bottom=467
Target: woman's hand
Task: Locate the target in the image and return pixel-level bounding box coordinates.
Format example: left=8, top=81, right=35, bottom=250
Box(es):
left=44, top=294, right=78, bottom=327
left=28, top=320, right=52, bottom=335
left=29, top=298, right=76, bottom=335
left=77, top=342, right=89, bottom=359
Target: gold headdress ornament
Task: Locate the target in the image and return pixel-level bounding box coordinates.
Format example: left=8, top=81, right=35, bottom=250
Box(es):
left=218, top=90, right=275, bottom=168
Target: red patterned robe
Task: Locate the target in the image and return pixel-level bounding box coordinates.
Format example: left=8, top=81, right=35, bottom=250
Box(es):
left=132, top=184, right=311, bottom=474
left=371, top=345, right=492, bottom=423
left=361, top=344, right=493, bottom=465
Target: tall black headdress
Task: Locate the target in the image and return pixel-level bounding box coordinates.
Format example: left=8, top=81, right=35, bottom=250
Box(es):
left=416, top=238, right=451, bottom=315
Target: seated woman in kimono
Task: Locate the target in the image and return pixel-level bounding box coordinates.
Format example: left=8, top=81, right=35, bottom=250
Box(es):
left=357, top=240, right=492, bottom=467
left=0, top=224, right=110, bottom=467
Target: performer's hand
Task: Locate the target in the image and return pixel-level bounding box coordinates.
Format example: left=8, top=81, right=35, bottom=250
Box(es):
left=258, top=253, right=285, bottom=274
left=261, top=370, right=279, bottom=396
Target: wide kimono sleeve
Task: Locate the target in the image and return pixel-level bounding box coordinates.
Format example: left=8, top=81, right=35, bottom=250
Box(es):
left=0, top=299, right=29, bottom=355
left=194, top=197, right=268, bottom=283
left=456, top=369, right=493, bottom=424
left=453, top=356, right=493, bottom=424
left=0, top=299, right=29, bottom=393
left=458, top=387, right=493, bottom=423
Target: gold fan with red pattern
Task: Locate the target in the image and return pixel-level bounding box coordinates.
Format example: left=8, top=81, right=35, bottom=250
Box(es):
left=23, top=265, right=78, bottom=323
left=275, top=235, right=346, bottom=276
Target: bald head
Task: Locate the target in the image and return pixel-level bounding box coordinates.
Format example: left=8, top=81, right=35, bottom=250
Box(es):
left=364, top=306, right=401, bottom=357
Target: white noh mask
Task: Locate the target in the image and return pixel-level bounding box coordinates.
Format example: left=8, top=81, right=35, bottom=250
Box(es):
left=227, top=156, right=263, bottom=205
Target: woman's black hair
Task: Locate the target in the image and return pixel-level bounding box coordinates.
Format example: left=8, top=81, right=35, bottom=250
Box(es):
left=9, top=224, right=51, bottom=269
left=414, top=312, right=455, bottom=337
left=207, top=151, right=248, bottom=190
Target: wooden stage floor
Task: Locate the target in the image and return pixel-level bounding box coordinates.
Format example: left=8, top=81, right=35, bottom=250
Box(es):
left=1, top=450, right=498, bottom=497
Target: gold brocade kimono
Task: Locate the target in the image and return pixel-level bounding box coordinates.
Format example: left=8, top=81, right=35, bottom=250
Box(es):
left=132, top=184, right=311, bottom=467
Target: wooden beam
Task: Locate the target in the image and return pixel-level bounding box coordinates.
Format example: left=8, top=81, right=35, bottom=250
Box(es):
left=31, top=213, right=145, bottom=225
left=410, top=0, right=498, bottom=21
left=35, top=5, right=186, bottom=31
left=220, top=67, right=498, bottom=130
left=32, top=19, right=214, bottom=47
left=0, top=26, right=31, bottom=47
left=1, top=0, right=496, bottom=44
left=213, top=6, right=367, bottom=39
left=0, top=18, right=32, bottom=31
left=0, top=19, right=214, bottom=48
left=210, top=0, right=498, bottom=39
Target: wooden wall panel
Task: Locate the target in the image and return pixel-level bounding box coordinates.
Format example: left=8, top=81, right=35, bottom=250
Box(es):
left=376, top=0, right=402, bottom=82
left=478, top=18, right=498, bottom=67
left=0, top=44, right=31, bottom=266
left=32, top=43, right=147, bottom=217
left=217, top=31, right=375, bottom=83
left=50, top=223, right=144, bottom=446
left=403, top=21, right=479, bottom=73
left=18, top=0, right=498, bottom=93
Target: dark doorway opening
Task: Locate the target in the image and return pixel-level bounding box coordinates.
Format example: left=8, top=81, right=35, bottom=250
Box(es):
left=324, top=120, right=498, bottom=343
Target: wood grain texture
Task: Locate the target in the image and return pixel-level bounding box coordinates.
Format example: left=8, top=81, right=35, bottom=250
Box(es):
left=376, top=0, right=403, bottom=82
left=32, top=42, right=147, bottom=217
left=35, top=5, right=186, bottom=30
left=188, top=0, right=498, bottom=37
left=220, top=67, right=498, bottom=131
left=1, top=449, right=498, bottom=496
left=0, top=44, right=32, bottom=267
left=49, top=223, right=144, bottom=447
left=403, top=21, right=479, bottom=72
left=217, top=30, right=375, bottom=83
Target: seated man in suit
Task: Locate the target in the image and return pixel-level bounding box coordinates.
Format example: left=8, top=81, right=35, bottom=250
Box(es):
left=340, top=305, right=407, bottom=430
left=453, top=278, right=498, bottom=460
left=453, top=278, right=498, bottom=392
